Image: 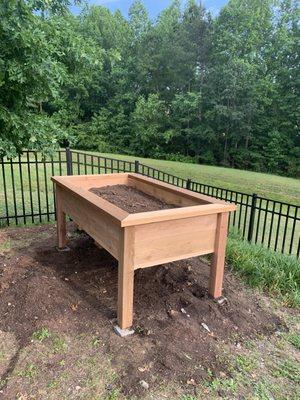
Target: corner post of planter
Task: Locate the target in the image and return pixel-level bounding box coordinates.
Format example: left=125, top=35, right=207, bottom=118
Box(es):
left=186, top=178, right=192, bottom=190
left=55, top=185, right=67, bottom=250
left=247, top=193, right=257, bottom=242
left=66, top=147, right=73, bottom=176
left=134, top=160, right=140, bottom=174
left=209, top=212, right=229, bottom=298
left=117, top=227, right=135, bottom=334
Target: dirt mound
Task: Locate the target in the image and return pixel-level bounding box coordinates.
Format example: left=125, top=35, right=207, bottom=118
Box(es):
left=0, top=224, right=284, bottom=398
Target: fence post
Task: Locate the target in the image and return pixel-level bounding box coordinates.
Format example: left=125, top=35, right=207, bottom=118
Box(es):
left=135, top=160, right=139, bottom=174
left=66, top=147, right=73, bottom=175
left=186, top=178, right=192, bottom=190
left=247, top=193, right=257, bottom=242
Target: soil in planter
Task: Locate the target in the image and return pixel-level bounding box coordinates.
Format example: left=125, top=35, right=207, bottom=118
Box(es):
left=89, top=184, right=179, bottom=213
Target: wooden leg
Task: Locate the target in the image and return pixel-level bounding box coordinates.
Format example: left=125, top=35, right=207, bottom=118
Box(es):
left=56, top=187, right=67, bottom=249
left=117, top=227, right=134, bottom=330
left=209, top=212, right=229, bottom=298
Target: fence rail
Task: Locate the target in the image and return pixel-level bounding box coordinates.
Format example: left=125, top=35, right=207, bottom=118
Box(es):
left=1, top=148, right=299, bottom=257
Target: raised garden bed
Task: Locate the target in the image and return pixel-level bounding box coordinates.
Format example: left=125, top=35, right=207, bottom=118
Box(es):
left=51, top=173, right=236, bottom=332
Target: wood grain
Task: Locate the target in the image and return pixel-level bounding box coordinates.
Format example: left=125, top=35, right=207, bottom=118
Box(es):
left=121, top=203, right=235, bottom=227
left=133, top=214, right=217, bottom=269
left=52, top=173, right=236, bottom=329
left=118, top=227, right=135, bottom=329
left=58, top=185, right=122, bottom=259
left=209, top=212, right=229, bottom=298
left=55, top=186, right=67, bottom=248
left=128, top=176, right=200, bottom=206
left=128, top=173, right=230, bottom=205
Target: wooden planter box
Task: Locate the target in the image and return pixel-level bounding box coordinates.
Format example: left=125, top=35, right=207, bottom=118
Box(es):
left=52, top=173, right=236, bottom=331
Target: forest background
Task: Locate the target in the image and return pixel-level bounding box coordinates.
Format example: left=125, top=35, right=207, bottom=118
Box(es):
left=1, top=0, right=299, bottom=177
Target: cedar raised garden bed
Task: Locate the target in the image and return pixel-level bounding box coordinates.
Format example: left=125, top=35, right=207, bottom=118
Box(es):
left=51, top=173, right=236, bottom=332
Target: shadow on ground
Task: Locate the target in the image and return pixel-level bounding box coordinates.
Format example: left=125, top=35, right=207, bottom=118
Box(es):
left=0, top=224, right=286, bottom=399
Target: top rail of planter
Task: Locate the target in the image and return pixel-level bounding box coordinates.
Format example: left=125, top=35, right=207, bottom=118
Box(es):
left=51, top=173, right=236, bottom=228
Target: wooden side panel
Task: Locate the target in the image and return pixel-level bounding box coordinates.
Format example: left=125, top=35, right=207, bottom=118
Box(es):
left=128, top=173, right=227, bottom=205
left=69, top=174, right=130, bottom=190
left=59, top=188, right=121, bottom=260
left=133, top=214, right=217, bottom=268
left=128, top=177, right=201, bottom=207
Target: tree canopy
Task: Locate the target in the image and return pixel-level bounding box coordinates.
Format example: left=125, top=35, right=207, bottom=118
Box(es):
left=0, top=0, right=299, bottom=176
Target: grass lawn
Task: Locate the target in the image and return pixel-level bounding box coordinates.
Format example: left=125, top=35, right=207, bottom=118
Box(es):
left=0, top=150, right=299, bottom=255
left=96, top=152, right=300, bottom=205
left=80, top=151, right=300, bottom=256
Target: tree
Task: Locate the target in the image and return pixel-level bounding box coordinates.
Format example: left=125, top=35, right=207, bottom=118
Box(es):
left=207, top=0, right=275, bottom=167
left=29, top=0, right=82, bottom=16
left=131, top=94, right=168, bottom=157
left=129, top=0, right=151, bottom=40
left=0, top=0, right=68, bottom=157
left=0, top=0, right=298, bottom=177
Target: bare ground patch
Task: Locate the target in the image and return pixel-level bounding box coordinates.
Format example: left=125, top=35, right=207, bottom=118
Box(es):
left=0, top=224, right=297, bottom=399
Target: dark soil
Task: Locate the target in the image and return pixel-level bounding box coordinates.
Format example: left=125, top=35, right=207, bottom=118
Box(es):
left=0, top=224, right=285, bottom=398
left=89, top=184, right=178, bottom=213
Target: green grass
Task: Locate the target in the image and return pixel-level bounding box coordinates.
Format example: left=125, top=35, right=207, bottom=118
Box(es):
left=226, top=234, right=300, bottom=307
left=96, top=151, right=300, bottom=205
left=272, top=359, right=300, bottom=383
left=200, top=329, right=300, bottom=400
left=1, top=149, right=299, bottom=255
left=17, top=362, right=38, bottom=380
left=77, top=151, right=300, bottom=256
left=32, top=328, right=51, bottom=341
left=52, top=336, right=68, bottom=353
left=287, top=333, right=300, bottom=350
left=0, top=238, right=11, bottom=254
left=0, top=151, right=67, bottom=227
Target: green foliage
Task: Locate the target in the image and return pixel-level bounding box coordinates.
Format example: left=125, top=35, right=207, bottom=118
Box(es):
left=32, top=327, right=51, bottom=341
left=272, top=359, right=300, bottom=383
left=30, top=1, right=82, bottom=16
left=0, top=0, right=71, bottom=157
left=0, top=0, right=299, bottom=177
left=226, top=234, right=300, bottom=307
left=18, top=362, right=38, bottom=379
left=52, top=335, right=68, bottom=353
left=0, top=0, right=102, bottom=157
left=287, top=333, right=300, bottom=350
left=164, top=153, right=196, bottom=163
left=132, top=94, right=169, bottom=157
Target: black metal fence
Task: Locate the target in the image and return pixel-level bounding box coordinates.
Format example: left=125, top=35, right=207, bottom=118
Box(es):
left=1, top=148, right=299, bottom=258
